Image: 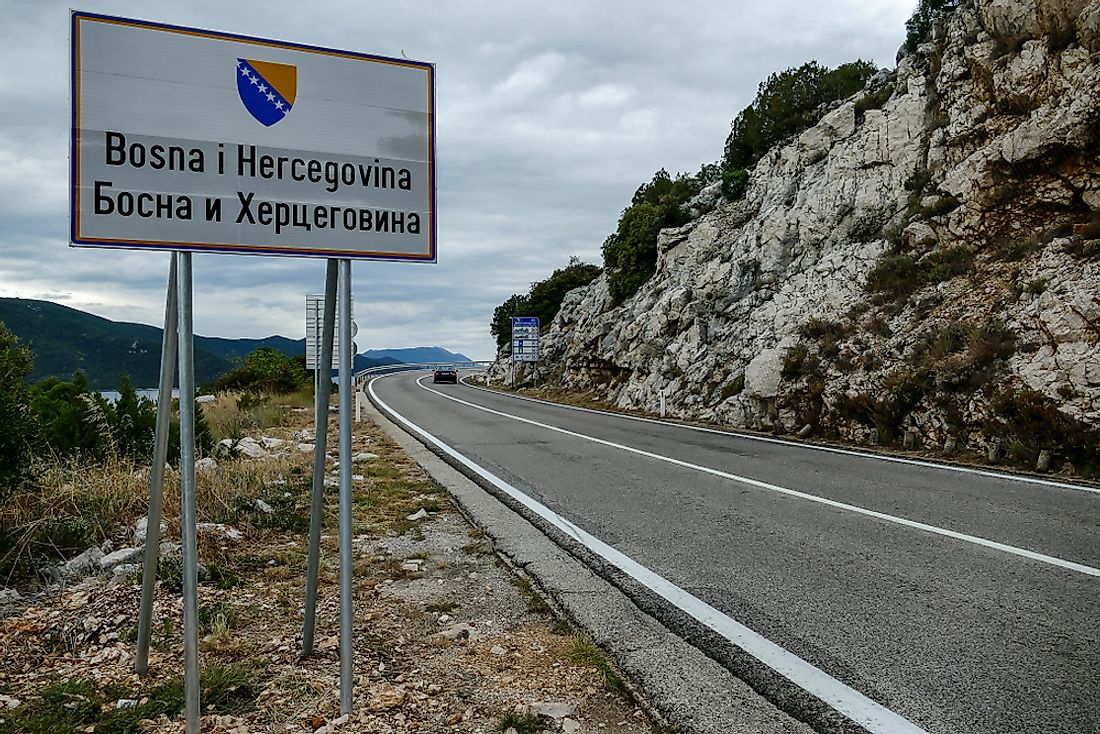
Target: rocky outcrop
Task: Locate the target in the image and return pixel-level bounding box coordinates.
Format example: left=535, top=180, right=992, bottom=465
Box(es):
left=491, top=0, right=1100, bottom=470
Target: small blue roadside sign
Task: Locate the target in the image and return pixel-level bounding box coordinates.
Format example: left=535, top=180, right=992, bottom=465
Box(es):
left=511, top=316, right=540, bottom=362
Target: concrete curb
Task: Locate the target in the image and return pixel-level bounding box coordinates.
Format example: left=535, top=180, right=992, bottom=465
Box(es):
left=364, top=397, right=812, bottom=734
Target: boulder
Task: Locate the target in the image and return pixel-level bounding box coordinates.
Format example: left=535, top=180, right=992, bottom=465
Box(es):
left=744, top=349, right=786, bottom=399
left=99, top=547, right=144, bottom=573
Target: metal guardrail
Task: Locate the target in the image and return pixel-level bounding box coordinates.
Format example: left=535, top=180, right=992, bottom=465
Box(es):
left=353, top=360, right=492, bottom=387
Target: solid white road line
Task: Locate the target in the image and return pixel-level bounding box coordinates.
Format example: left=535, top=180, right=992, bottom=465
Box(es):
left=459, top=376, right=1100, bottom=496
left=423, top=376, right=1100, bottom=578
left=368, top=375, right=931, bottom=734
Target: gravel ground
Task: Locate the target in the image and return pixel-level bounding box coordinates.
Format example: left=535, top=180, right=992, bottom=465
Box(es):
left=0, top=406, right=657, bottom=734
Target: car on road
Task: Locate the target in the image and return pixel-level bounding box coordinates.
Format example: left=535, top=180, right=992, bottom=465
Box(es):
left=433, top=365, right=458, bottom=384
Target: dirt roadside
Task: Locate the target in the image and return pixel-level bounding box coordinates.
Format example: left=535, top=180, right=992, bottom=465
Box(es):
left=0, top=400, right=660, bottom=734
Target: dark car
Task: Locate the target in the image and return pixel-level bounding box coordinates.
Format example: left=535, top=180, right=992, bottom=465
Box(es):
left=433, top=365, right=458, bottom=384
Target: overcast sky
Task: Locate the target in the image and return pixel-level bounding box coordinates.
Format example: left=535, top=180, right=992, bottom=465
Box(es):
left=1, top=0, right=914, bottom=359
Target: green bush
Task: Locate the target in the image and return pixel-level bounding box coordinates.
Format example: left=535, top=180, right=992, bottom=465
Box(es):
left=990, top=388, right=1100, bottom=476
left=602, top=169, right=703, bottom=304
left=721, top=168, right=750, bottom=200
left=718, top=373, right=745, bottom=401
left=490, top=258, right=602, bottom=350
left=865, top=255, right=920, bottom=299
left=722, top=59, right=877, bottom=174
left=854, top=84, right=895, bottom=121
left=865, top=247, right=974, bottom=302
left=0, top=322, right=35, bottom=497
left=208, top=347, right=309, bottom=394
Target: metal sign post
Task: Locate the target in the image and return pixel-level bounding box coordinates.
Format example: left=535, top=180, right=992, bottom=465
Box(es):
left=337, top=259, right=355, bottom=714
left=135, top=253, right=178, bottom=676
left=302, top=261, right=338, bottom=654
left=72, top=11, right=436, bottom=728
left=175, top=253, right=201, bottom=730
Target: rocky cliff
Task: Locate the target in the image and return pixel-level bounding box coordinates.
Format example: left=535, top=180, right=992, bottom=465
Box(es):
left=489, top=0, right=1100, bottom=474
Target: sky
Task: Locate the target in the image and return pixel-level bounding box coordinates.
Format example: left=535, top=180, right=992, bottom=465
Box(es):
left=0, top=0, right=914, bottom=360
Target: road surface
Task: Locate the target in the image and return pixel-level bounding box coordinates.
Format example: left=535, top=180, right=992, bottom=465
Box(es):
left=369, top=370, right=1100, bottom=734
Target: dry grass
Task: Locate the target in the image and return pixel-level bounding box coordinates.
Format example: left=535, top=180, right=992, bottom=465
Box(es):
left=0, top=440, right=302, bottom=583
left=201, top=391, right=309, bottom=442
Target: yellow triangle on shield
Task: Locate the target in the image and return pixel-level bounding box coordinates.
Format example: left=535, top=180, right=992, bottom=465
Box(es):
left=248, top=59, right=297, bottom=106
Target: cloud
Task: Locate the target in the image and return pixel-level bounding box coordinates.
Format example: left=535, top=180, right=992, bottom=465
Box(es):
left=0, top=0, right=916, bottom=360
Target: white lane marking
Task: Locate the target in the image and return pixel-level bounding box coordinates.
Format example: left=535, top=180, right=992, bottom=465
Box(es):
left=459, top=377, right=1100, bottom=496
left=370, top=375, right=930, bottom=734
left=422, top=376, right=1100, bottom=578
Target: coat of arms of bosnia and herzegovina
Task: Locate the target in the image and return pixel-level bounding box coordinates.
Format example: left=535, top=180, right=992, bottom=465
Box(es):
left=237, top=58, right=297, bottom=127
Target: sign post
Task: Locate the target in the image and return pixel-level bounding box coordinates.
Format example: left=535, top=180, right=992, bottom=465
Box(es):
left=511, top=316, right=540, bottom=386
left=71, top=11, right=436, bottom=727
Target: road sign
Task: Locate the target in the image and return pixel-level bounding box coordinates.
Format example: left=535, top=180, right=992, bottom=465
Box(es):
left=70, top=12, right=437, bottom=261
left=305, top=294, right=354, bottom=369
left=511, top=316, right=540, bottom=363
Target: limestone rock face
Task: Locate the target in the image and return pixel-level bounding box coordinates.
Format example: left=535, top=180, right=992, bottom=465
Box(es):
left=490, top=0, right=1100, bottom=450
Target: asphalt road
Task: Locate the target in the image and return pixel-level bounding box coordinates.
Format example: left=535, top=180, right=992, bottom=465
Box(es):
left=371, top=370, right=1100, bottom=734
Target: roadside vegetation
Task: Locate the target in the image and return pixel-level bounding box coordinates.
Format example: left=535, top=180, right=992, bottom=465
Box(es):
left=0, top=323, right=314, bottom=583
left=490, top=257, right=602, bottom=350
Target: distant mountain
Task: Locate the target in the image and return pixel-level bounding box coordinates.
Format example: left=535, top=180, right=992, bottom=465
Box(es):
left=0, top=298, right=458, bottom=389
left=360, top=346, right=470, bottom=364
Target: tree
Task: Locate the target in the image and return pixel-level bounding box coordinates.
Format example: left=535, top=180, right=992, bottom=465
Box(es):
left=209, top=346, right=309, bottom=394
left=905, top=0, right=959, bottom=52
left=491, top=294, right=532, bottom=350
left=29, top=371, right=108, bottom=459
left=722, top=59, right=877, bottom=174
left=0, top=322, right=34, bottom=496
left=526, top=257, right=602, bottom=328
left=600, top=169, right=706, bottom=304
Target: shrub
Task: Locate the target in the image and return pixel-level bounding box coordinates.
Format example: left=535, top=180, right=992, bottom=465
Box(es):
left=1024, top=278, right=1048, bottom=295
left=721, top=168, right=750, bottom=200
left=904, top=168, right=932, bottom=193
left=854, top=84, right=894, bottom=121
left=0, top=321, right=35, bottom=496
left=866, top=255, right=920, bottom=300
left=865, top=247, right=974, bottom=302
left=989, top=388, right=1100, bottom=476
left=208, top=347, right=309, bottom=394
left=917, top=195, right=961, bottom=219
left=603, top=169, right=702, bottom=303
left=718, top=373, right=745, bottom=401
left=838, top=368, right=930, bottom=443
left=722, top=59, right=877, bottom=174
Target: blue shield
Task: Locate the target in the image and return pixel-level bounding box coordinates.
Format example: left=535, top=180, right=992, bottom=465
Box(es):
left=237, top=58, right=297, bottom=127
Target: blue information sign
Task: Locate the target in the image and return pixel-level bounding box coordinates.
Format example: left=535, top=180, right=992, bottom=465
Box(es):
left=511, top=316, right=540, bottom=363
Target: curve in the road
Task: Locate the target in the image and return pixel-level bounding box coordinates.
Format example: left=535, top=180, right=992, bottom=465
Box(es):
left=459, top=378, right=1100, bottom=496
left=417, top=377, right=1100, bottom=578
left=369, top=374, right=931, bottom=734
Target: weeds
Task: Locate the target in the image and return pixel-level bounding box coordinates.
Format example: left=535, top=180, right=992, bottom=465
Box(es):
left=564, top=637, right=628, bottom=695
left=0, top=662, right=263, bottom=734
left=865, top=246, right=973, bottom=302
left=496, top=712, right=542, bottom=734
left=718, top=373, right=745, bottom=401
left=510, top=576, right=550, bottom=614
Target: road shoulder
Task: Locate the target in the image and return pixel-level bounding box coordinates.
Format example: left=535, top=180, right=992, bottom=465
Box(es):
left=364, top=395, right=814, bottom=734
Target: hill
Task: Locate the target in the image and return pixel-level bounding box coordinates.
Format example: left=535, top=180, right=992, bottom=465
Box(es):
left=488, top=1, right=1100, bottom=475
left=0, top=298, right=460, bottom=389
left=360, top=347, right=471, bottom=364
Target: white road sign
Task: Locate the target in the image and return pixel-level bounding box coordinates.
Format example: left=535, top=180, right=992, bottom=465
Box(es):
left=70, top=12, right=437, bottom=261
left=305, top=294, right=355, bottom=369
